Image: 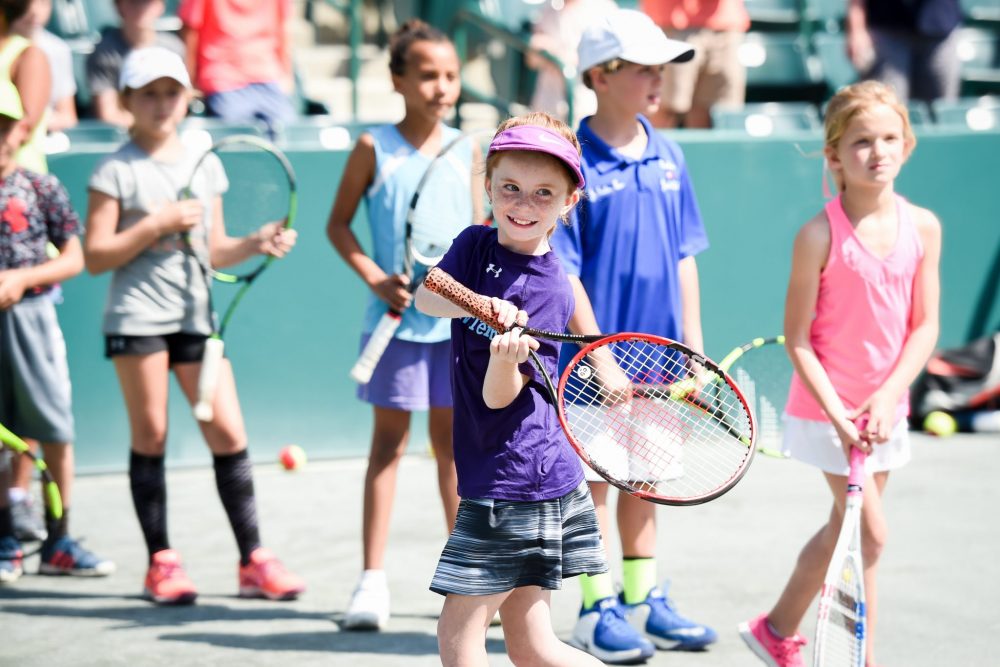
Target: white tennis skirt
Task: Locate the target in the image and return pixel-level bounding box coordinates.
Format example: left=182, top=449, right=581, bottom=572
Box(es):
left=782, top=415, right=911, bottom=475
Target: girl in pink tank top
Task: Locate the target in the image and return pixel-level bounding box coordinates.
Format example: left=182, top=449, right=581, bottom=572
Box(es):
left=739, top=82, right=942, bottom=667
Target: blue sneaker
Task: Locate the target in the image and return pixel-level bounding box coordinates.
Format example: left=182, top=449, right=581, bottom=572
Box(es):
left=622, top=584, right=718, bottom=651
left=569, top=596, right=655, bottom=665
left=0, top=536, right=24, bottom=583
left=38, top=535, right=115, bottom=577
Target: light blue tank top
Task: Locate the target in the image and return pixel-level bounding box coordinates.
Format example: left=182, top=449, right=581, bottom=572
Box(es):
left=362, top=123, right=470, bottom=342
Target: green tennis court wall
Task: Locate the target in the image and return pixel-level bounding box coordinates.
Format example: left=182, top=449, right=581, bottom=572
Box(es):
left=49, top=129, right=999, bottom=472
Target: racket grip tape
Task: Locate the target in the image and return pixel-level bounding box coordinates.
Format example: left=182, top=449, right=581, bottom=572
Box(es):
left=193, top=337, right=225, bottom=422
left=350, top=311, right=403, bottom=384
left=424, top=268, right=503, bottom=331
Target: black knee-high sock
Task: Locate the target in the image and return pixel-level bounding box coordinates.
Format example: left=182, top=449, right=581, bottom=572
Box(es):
left=213, top=450, right=261, bottom=565
left=129, top=451, right=169, bottom=560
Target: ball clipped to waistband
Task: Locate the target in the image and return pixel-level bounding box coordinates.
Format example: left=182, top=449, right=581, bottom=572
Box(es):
left=279, top=444, right=307, bottom=471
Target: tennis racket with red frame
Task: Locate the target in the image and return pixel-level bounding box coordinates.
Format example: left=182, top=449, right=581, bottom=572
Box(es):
left=813, top=442, right=868, bottom=666
left=423, top=267, right=757, bottom=506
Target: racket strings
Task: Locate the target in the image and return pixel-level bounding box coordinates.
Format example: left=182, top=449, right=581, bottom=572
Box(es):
left=407, top=132, right=489, bottom=269
left=203, top=146, right=293, bottom=279
left=732, top=367, right=784, bottom=454
left=562, top=338, right=754, bottom=501
left=727, top=342, right=791, bottom=458
left=816, top=581, right=865, bottom=665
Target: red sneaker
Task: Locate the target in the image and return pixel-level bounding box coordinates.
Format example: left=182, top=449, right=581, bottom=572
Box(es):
left=238, top=548, right=305, bottom=601
left=144, top=549, right=198, bottom=605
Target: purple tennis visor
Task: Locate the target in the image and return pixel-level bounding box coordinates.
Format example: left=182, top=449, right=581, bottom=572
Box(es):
left=487, top=125, right=585, bottom=189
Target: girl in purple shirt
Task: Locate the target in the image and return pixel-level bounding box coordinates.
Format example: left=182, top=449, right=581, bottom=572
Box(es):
left=416, top=112, right=607, bottom=666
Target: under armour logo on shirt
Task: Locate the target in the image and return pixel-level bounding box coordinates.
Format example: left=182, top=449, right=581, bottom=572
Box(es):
left=485, top=264, right=502, bottom=278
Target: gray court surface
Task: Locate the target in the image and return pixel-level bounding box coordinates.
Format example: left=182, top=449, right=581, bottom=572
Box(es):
left=1, top=433, right=996, bottom=666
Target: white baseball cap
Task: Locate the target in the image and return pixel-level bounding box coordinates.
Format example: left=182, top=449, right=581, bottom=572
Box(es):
left=119, top=46, right=192, bottom=91
left=577, top=9, right=695, bottom=74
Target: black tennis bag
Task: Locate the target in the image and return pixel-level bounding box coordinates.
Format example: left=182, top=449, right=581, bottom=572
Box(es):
left=910, top=332, right=1000, bottom=427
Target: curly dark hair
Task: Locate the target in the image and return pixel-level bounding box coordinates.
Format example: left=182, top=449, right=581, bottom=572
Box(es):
left=388, top=18, right=451, bottom=77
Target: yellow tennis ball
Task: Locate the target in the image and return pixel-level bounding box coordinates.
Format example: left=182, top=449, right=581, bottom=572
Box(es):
left=279, top=445, right=307, bottom=471
left=923, top=411, right=957, bottom=437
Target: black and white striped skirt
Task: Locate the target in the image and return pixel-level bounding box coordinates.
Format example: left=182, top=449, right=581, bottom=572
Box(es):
left=430, top=481, right=608, bottom=596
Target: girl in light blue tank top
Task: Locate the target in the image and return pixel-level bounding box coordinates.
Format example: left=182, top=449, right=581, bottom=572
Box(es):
left=361, top=122, right=467, bottom=342
left=325, top=19, right=465, bottom=631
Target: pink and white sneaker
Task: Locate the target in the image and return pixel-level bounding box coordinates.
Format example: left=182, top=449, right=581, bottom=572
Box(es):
left=739, top=612, right=807, bottom=667
left=238, top=547, right=305, bottom=601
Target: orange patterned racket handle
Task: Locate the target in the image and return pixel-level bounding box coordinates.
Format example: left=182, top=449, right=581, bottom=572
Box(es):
left=423, top=267, right=505, bottom=330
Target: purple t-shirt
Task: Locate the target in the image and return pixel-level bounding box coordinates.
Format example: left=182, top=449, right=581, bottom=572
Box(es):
left=436, top=225, right=584, bottom=501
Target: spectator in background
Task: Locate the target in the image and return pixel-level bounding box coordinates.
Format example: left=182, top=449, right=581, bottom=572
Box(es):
left=846, top=0, right=962, bottom=103
left=526, top=0, right=617, bottom=123
left=11, top=0, right=76, bottom=132
left=178, top=0, right=297, bottom=136
left=641, top=0, right=749, bottom=128
left=86, top=0, right=185, bottom=127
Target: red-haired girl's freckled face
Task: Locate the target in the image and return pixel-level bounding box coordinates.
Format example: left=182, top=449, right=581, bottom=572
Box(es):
left=487, top=152, right=578, bottom=255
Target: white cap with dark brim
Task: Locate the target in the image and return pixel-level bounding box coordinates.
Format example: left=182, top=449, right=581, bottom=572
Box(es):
left=577, top=9, right=695, bottom=74
left=119, top=46, right=192, bottom=91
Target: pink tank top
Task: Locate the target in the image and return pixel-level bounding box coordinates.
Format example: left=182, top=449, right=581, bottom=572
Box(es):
left=786, top=195, right=924, bottom=422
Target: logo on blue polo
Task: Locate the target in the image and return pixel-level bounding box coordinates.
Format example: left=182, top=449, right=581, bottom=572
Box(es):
left=485, top=263, right=502, bottom=277
left=659, top=159, right=680, bottom=192
left=588, top=178, right=626, bottom=203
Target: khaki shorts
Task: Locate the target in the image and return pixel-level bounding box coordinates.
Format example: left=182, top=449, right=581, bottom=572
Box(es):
left=662, top=28, right=746, bottom=114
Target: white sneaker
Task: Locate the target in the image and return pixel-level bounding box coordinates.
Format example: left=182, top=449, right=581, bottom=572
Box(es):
left=343, top=570, right=389, bottom=630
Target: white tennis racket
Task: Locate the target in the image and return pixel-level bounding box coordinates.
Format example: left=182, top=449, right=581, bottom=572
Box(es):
left=349, top=129, right=491, bottom=384
left=813, top=444, right=868, bottom=666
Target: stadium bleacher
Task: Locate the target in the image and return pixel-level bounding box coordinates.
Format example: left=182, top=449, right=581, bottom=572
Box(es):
left=36, top=0, right=1000, bottom=141
left=712, top=100, right=822, bottom=135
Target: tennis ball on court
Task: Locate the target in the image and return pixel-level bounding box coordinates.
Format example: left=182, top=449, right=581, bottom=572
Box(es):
left=923, top=411, right=957, bottom=437
left=279, top=445, right=307, bottom=471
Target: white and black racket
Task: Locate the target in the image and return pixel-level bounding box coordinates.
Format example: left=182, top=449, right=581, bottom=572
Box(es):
left=814, top=442, right=868, bottom=666
left=424, top=267, right=757, bottom=506
left=182, top=135, right=297, bottom=422
left=349, top=129, right=492, bottom=384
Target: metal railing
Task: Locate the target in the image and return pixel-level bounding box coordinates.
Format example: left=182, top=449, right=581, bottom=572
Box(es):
left=313, top=0, right=364, bottom=119
left=451, top=7, right=577, bottom=127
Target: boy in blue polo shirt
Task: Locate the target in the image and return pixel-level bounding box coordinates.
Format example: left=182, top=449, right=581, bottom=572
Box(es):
left=551, top=9, right=717, bottom=663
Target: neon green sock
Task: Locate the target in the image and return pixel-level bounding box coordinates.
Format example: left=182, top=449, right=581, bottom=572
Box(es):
left=622, top=557, right=657, bottom=605
left=579, top=572, right=615, bottom=609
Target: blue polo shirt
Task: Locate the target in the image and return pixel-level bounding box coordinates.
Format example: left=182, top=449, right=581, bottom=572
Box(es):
left=551, top=114, right=709, bottom=345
